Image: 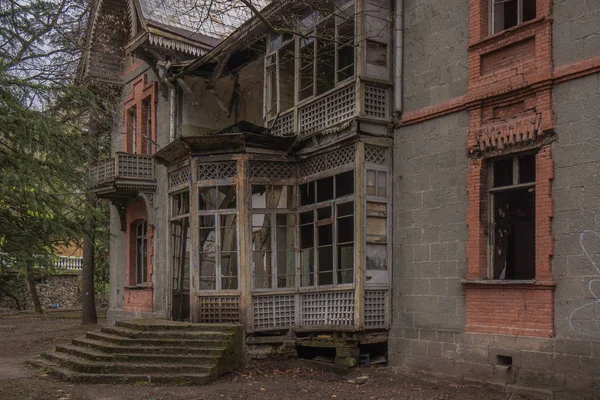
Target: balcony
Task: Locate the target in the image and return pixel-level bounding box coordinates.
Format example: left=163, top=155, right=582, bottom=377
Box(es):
left=89, top=152, right=156, bottom=198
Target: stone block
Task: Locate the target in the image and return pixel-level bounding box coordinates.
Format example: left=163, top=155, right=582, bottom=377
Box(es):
left=427, top=341, right=442, bottom=357
left=410, top=339, right=428, bottom=356
left=520, top=351, right=553, bottom=372
left=554, top=339, right=593, bottom=356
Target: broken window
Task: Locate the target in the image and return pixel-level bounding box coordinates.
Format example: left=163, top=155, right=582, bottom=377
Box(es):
left=491, top=0, right=536, bottom=34
left=365, top=166, right=390, bottom=285
left=251, top=185, right=296, bottom=290
left=299, top=170, right=355, bottom=286
left=198, top=186, right=238, bottom=290
left=141, top=98, right=153, bottom=154
left=489, top=154, right=536, bottom=280
left=170, top=191, right=190, bottom=319
left=128, top=106, right=137, bottom=154
left=135, top=220, right=148, bottom=285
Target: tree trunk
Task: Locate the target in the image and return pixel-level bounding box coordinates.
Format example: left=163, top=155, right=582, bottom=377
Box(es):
left=0, top=284, right=21, bottom=310
left=26, top=269, right=42, bottom=314
left=81, top=212, right=97, bottom=325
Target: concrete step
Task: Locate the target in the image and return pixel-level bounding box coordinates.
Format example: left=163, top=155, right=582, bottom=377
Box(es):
left=72, top=337, right=227, bottom=356
left=27, top=357, right=213, bottom=385
left=56, top=344, right=221, bottom=365
left=86, top=331, right=229, bottom=348
left=43, top=351, right=214, bottom=375
left=116, top=319, right=241, bottom=333
left=101, top=326, right=234, bottom=340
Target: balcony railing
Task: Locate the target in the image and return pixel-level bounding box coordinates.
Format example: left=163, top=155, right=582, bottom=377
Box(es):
left=89, top=152, right=156, bottom=188
left=0, top=253, right=82, bottom=271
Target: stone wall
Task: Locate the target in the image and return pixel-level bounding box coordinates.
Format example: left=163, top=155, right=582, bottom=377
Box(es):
left=0, top=273, right=80, bottom=312
left=553, top=0, right=600, bottom=66
left=402, top=0, right=469, bottom=112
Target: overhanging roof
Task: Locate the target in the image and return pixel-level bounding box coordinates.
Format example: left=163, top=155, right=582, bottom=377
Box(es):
left=154, top=121, right=295, bottom=165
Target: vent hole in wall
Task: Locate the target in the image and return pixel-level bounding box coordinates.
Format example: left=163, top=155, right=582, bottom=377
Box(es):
left=496, top=355, right=513, bottom=367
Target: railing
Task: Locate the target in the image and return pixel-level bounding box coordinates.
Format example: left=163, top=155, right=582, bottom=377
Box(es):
left=298, top=83, right=357, bottom=138
left=0, top=253, right=83, bottom=271
left=89, top=153, right=156, bottom=187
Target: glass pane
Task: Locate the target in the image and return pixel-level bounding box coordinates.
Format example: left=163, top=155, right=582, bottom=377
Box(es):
left=172, top=192, right=190, bottom=217
left=317, top=18, right=336, bottom=95
left=523, top=0, right=536, bottom=22
left=318, top=224, right=333, bottom=246
left=336, top=170, right=354, bottom=197
left=337, top=18, right=355, bottom=81
left=220, top=215, right=237, bottom=253
left=337, top=215, right=354, bottom=243
left=366, top=244, right=387, bottom=270
left=277, top=250, right=295, bottom=288
left=280, top=43, right=295, bottom=112
left=317, top=206, right=332, bottom=220
left=300, top=182, right=315, bottom=206
left=199, top=187, right=217, bottom=210
left=367, top=216, right=387, bottom=243
left=337, top=201, right=354, bottom=217
left=317, top=176, right=334, bottom=202
left=253, top=250, right=272, bottom=289
left=318, top=246, right=333, bottom=285
left=338, top=242, right=354, bottom=284
left=300, top=38, right=315, bottom=101
left=519, top=154, right=536, bottom=184
left=221, top=252, right=238, bottom=290
left=367, top=170, right=377, bottom=195
left=252, top=185, right=267, bottom=208
left=276, top=213, right=294, bottom=227
left=494, top=0, right=518, bottom=33
left=274, top=185, right=294, bottom=209
left=276, top=225, right=294, bottom=251
left=301, top=249, right=314, bottom=286
left=300, top=210, right=314, bottom=224
left=492, top=187, right=536, bottom=280
left=217, top=186, right=237, bottom=209
left=300, top=224, right=314, bottom=248
left=199, top=252, right=216, bottom=290
left=493, top=158, right=513, bottom=187
left=377, top=171, right=387, bottom=197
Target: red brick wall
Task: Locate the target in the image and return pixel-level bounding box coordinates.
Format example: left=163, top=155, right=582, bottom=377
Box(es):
left=123, top=198, right=153, bottom=312
left=465, top=285, right=554, bottom=337
left=122, top=74, right=158, bottom=155
left=480, top=37, right=536, bottom=75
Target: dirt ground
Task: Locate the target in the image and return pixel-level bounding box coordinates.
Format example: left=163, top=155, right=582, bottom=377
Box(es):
left=0, top=312, right=527, bottom=400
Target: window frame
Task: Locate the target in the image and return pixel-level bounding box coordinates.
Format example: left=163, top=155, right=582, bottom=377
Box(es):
left=197, top=184, right=240, bottom=292
left=135, top=220, right=148, bottom=286
left=487, top=153, right=537, bottom=280
left=489, top=0, right=536, bottom=35
left=298, top=168, right=356, bottom=288
left=169, top=190, right=190, bottom=295
left=251, top=184, right=297, bottom=292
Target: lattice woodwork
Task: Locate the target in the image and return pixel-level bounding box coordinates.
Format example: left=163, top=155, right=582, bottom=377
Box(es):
left=299, top=145, right=355, bottom=177
left=364, top=84, right=389, bottom=119
left=90, top=158, right=115, bottom=186
left=269, top=112, right=295, bottom=137
left=298, top=84, right=356, bottom=137
left=117, top=154, right=154, bottom=179
left=198, top=296, right=240, bottom=324
left=250, top=161, right=295, bottom=179
left=253, top=294, right=296, bottom=330
left=300, top=291, right=354, bottom=327
left=364, top=290, right=388, bottom=329
left=197, top=161, right=237, bottom=180
left=169, top=167, right=190, bottom=190
left=365, top=146, right=388, bottom=165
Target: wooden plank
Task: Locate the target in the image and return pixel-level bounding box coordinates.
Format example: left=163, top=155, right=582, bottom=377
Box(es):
left=238, top=158, right=254, bottom=330
left=189, top=158, right=199, bottom=323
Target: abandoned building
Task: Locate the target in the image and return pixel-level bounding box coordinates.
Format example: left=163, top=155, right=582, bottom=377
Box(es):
left=62, top=0, right=600, bottom=396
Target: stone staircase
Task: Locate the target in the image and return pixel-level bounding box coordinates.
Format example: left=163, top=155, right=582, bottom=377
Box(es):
left=27, top=319, right=244, bottom=384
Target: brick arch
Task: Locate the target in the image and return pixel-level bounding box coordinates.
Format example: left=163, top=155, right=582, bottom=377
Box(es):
left=124, top=198, right=153, bottom=312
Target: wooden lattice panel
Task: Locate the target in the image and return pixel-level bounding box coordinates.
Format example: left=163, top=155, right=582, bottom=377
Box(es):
left=168, top=167, right=190, bottom=190
left=299, top=145, right=355, bottom=177
left=364, top=83, right=389, bottom=120
left=198, top=296, right=240, bottom=324
left=253, top=294, right=296, bottom=330
left=298, top=84, right=356, bottom=137
left=250, top=161, right=295, bottom=179
left=365, top=146, right=388, bottom=165
left=364, top=290, right=388, bottom=329
left=269, top=112, right=295, bottom=137
left=300, top=291, right=354, bottom=327
left=197, top=161, right=237, bottom=180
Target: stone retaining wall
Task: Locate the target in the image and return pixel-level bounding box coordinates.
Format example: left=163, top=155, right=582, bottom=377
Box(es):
left=0, top=272, right=81, bottom=312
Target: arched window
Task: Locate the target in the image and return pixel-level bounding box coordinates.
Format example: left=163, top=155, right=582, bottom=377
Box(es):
left=135, top=220, right=148, bottom=284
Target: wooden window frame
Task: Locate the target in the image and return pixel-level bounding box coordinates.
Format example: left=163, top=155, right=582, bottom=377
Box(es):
left=489, top=0, right=536, bottom=35
left=135, top=220, right=148, bottom=285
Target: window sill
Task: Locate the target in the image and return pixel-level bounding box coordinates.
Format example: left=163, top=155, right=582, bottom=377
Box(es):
left=461, top=279, right=555, bottom=288
left=469, top=16, right=548, bottom=52
left=124, top=284, right=152, bottom=291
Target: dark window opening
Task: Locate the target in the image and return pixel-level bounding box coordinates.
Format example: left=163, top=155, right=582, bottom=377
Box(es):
left=135, top=221, right=148, bottom=285
left=496, top=355, right=513, bottom=366
left=317, top=176, right=334, bottom=202
left=492, top=0, right=536, bottom=34
left=490, top=154, right=537, bottom=280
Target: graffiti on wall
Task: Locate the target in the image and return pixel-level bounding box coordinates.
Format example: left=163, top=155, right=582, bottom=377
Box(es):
left=568, top=230, right=600, bottom=337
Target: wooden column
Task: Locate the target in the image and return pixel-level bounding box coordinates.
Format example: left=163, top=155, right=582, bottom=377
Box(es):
left=189, top=158, right=199, bottom=323
left=238, top=157, right=253, bottom=329
left=354, top=142, right=366, bottom=330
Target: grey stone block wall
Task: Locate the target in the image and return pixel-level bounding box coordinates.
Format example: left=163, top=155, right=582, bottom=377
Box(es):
left=553, top=0, right=600, bottom=66
left=402, top=0, right=469, bottom=112
left=0, top=273, right=80, bottom=312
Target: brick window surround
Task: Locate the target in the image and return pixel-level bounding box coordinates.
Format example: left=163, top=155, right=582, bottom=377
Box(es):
left=123, top=74, right=157, bottom=155
left=124, top=198, right=153, bottom=312
left=465, top=145, right=555, bottom=337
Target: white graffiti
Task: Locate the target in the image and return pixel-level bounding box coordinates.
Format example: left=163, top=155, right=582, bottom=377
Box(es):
left=568, top=230, right=600, bottom=337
